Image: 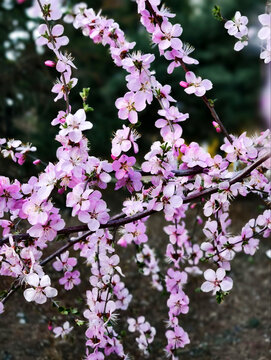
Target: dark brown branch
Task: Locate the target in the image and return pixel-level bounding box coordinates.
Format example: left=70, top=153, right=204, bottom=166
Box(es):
left=1, top=153, right=269, bottom=306
left=0, top=153, right=269, bottom=247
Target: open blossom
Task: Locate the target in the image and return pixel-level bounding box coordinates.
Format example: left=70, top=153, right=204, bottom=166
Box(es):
left=59, top=270, right=81, bottom=290
left=127, top=316, right=156, bottom=356
left=53, top=251, right=77, bottom=272
left=37, top=24, right=69, bottom=50
left=167, top=291, right=189, bottom=316
left=201, top=268, right=233, bottom=294
left=225, top=11, right=248, bottom=36
left=153, top=20, right=183, bottom=51
left=165, top=45, right=199, bottom=74
left=180, top=71, right=212, bottom=97
left=112, top=155, right=136, bottom=180
left=59, top=109, right=92, bottom=143
left=24, top=273, right=58, bottom=304
left=115, top=92, right=146, bottom=124
left=51, top=72, right=78, bottom=102
left=53, top=321, right=74, bottom=338
left=111, top=125, right=140, bottom=157
left=166, top=326, right=190, bottom=351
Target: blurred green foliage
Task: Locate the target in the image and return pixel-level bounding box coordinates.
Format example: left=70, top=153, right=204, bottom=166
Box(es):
left=0, top=0, right=266, bottom=166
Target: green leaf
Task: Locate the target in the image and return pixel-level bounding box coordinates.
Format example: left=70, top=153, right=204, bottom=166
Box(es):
left=212, top=5, right=223, bottom=21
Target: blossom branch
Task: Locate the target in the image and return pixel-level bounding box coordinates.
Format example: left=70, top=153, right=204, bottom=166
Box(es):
left=1, top=152, right=269, bottom=247
left=144, top=0, right=233, bottom=143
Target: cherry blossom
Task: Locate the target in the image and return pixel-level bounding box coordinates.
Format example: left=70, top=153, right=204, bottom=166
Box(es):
left=180, top=71, right=213, bottom=97
left=24, top=273, right=58, bottom=304
left=115, top=92, right=146, bottom=124
left=201, top=268, right=233, bottom=294
left=53, top=321, right=74, bottom=338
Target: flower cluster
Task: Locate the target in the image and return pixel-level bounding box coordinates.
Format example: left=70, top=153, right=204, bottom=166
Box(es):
left=127, top=316, right=156, bottom=356
left=0, top=138, right=37, bottom=165
left=224, top=11, right=249, bottom=51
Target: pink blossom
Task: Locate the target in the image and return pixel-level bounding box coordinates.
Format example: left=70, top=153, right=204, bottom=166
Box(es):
left=225, top=11, right=248, bottom=37
left=115, top=92, right=146, bottom=124
left=201, top=268, right=233, bottom=294
left=59, top=270, right=81, bottom=290
left=166, top=326, right=190, bottom=350
left=153, top=20, right=183, bottom=51
left=51, top=72, right=78, bottom=102
left=112, top=155, right=136, bottom=180
left=181, top=71, right=213, bottom=97
left=37, top=24, right=69, bottom=50
left=59, top=108, right=92, bottom=143
left=53, top=321, right=73, bottom=338
left=111, top=126, right=140, bottom=157
left=53, top=251, right=77, bottom=272
left=24, top=273, right=58, bottom=304
left=167, top=291, right=189, bottom=316
left=39, top=0, right=62, bottom=21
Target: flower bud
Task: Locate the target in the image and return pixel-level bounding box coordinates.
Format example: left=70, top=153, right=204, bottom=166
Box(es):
left=44, top=60, right=56, bottom=68
left=179, top=81, right=188, bottom=88
left=212, top=121, right=221, bottom=133
left=33, top=159, right=41, bottom=165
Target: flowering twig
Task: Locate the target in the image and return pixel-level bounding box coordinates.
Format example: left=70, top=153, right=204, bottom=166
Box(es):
left=1, top=152, right=269, bottom=247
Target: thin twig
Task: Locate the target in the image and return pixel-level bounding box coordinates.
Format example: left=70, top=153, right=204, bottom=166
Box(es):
left=145, top=0, right=233, bottom=143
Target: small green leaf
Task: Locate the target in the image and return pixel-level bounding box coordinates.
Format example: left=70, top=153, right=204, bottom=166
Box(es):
left=212, top=5, right=223, bottom=21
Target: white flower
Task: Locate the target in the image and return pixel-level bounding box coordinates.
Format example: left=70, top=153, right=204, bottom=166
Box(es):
left=24, top=273, right=57, bottom=304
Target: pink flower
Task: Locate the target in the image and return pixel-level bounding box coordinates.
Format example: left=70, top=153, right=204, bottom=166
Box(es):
left=153, top=20, right=183, bottom=51
left=39, top=0, right=62, bottom=21
left=53, top=321, right=73, bottom=338
left=37, top=24, right=69, bottom=50
left=166, top=268, right=187, bottom=294
left=201, top=268, right=233, bottom=294
left=115, top=92, right=146, bottom=124
left=24, top=273, right=58, bottom=304
left=165, top=46, right=199, bottom=74
left=167, top=291, right=189, bottom=316
left=53, top=251, right=77, bottom=272
left=0, top=302, right=4, bottom=314
left=51, top=72, right=78, bottom=102
left=166, top=326, right=190, bottom=350
left=111, top=126, right=140, bottom=157
left=112, top=155, right=136, bottom=180
left=59, top=108, right=92, bottom=143
left=59, top=270, right=81, bottom=290
left=225, top=11, right=248, bottom=37
left=181, top=71, right=213, bottom=97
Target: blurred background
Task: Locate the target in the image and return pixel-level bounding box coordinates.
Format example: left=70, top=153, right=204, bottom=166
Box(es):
left=0, top=0, right=268, bottom=174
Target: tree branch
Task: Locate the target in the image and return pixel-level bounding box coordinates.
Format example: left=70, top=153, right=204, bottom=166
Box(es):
left=0, top=152, right=269, bottom=247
